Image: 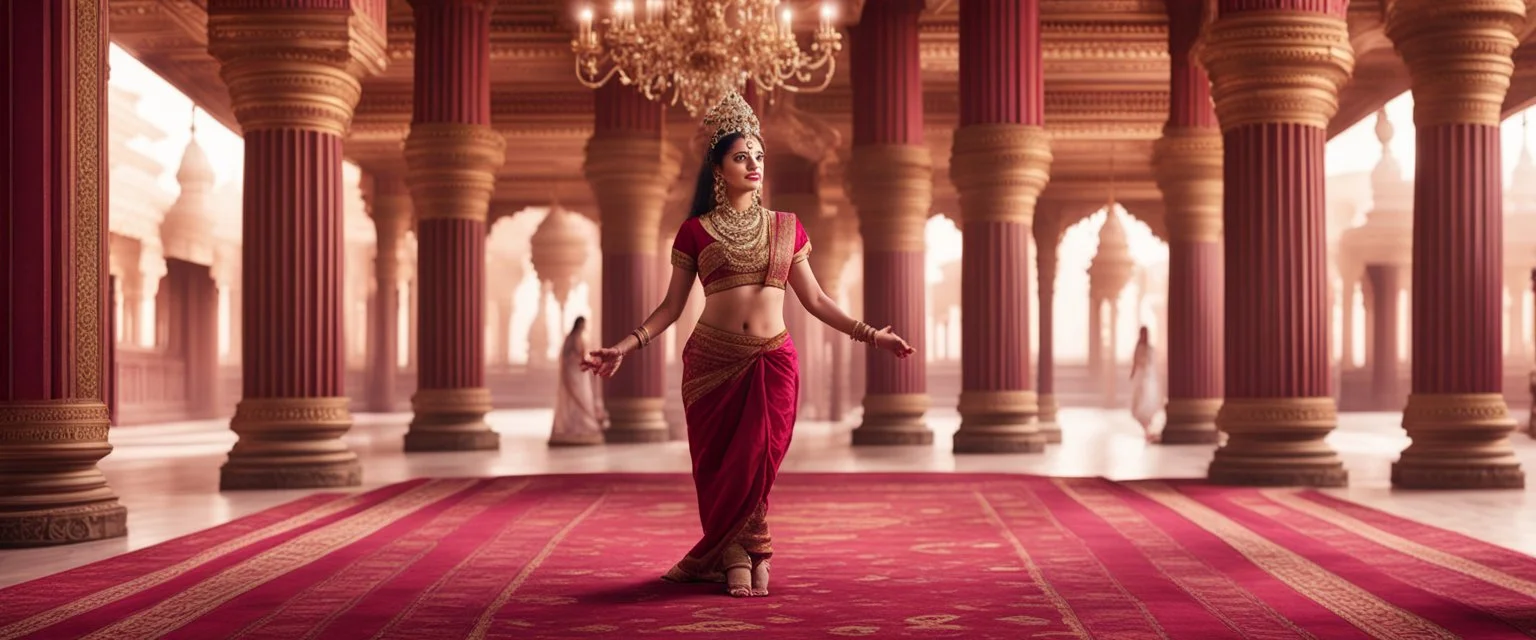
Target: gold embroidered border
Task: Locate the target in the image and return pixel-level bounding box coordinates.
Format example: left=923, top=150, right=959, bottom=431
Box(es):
left=680, top=324, right=789, bottom=408
left=0, top=487, right=407, bottom=638
left=1259, top=490, right=1536, bottom=599
left=972, top=491, right=1093, bottom=638
left=468, top=493, right=609, bottom=639
left=1127, top=482, right=1459, bottom=639
left=80, top=480, right=478, bottom=640
left=762, top=212, right=796, bottom=289
left=1053, top=479, right=1316, bottom=638
left=793, top=239, right=812, bottom=265
left=670, top=248, right=696, bottom=271
left=228, top=479, right=531, bottom=638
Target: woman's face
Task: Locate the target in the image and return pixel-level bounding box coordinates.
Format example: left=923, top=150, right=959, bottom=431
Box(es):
left=716, top=135, right=764, bottom=195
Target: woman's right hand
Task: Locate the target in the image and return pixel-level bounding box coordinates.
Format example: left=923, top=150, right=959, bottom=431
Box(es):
left=872, top=326, right=915, bottom=359
left=581, top=347, right=625, bottom=378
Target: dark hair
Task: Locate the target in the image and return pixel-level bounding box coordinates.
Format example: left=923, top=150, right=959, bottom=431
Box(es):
left=688, top=131, right=750, bottom=219
left=572, top=316, right=586, bottom=332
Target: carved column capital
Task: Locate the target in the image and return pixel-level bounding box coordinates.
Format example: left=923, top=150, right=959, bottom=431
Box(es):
left=403, top=123, right=505, bottom=223
left=949, top=124, right=1053, bottom=226
left=846, top=144, right=933, bottom=253
left=1387, top=0, right=1526, bottom=127
left=584, top=134, right=681, bottom=254
left=1199, top=11, right=1354, bottom=130
left=206, top=7, right=388, bottom=135
left=1153, top=127, right=1224, bottom=243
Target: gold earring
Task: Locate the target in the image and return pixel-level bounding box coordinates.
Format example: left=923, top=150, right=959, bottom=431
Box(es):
left=752, top=187, right=763, bottom=208
left=713, top=173, right=726, bottom=209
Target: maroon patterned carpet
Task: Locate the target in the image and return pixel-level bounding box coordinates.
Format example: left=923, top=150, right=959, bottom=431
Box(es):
left=2, top=473, right=1535, bottom=639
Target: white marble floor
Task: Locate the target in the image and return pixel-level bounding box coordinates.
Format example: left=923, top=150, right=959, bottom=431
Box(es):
left=2, top=408, right=1534, bottom=589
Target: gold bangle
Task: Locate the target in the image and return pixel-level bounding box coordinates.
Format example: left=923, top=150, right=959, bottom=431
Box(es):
left=850, top=321, right=876, bottom=344
left=631, top=325, right=653, bottom=348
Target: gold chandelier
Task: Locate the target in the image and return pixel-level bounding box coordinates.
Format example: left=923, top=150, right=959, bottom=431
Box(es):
left=573, top=0, right=843, bottom=117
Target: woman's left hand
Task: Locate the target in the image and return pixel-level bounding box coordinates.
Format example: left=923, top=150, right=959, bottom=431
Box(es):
left=872, top=326, right=915, bottom=359
left=581, top=347, right=625, bottom=378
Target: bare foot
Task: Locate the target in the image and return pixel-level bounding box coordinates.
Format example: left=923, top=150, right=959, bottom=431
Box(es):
left=749, top=559, right=771, bottom=596
left=725, top=566, right=752, bottom=597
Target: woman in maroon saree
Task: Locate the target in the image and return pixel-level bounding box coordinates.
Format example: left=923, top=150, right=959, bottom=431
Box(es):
left=583, top=91, right=913, bottom=598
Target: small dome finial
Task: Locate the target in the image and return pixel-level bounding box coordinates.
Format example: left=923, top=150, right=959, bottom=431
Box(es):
left=1374, top=108, right=1392, bottom=147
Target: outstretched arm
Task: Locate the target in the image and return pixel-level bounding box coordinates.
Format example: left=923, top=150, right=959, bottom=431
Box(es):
left=787, top=259, right=913, bottom=357
left=582, top=265, right=696, bottom=377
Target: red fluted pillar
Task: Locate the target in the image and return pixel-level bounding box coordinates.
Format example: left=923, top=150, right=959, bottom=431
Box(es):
left=587, top=84, right=679, bottom=443
left=1364, top=264, right=1403, bottom=410
left=404, top=0, right=504, bottom=451
left=1200, top=0, right=1352, bottom=486
left=848, top=0, right=934, bottom=445
left=365, top=173, right=410, bottom=412
left=1032, top=209, right=1064, bottom=443
left=1154, top=0, right=1224, bottom=445
left=208, top=0, right=387, bottom=489
left=951, top=0, right=1053, bottom=453
left=772, top=155, right=825, bottom=418
left=1389, top=0, right=1526, bottom=488
left=0, top=0, right=127, bottom=546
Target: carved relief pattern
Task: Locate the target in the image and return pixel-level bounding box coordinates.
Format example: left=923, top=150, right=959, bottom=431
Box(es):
left=404, top=123, right=507, bottom=222
left=1200, top=13, right=1355, bottom=130
left=76, top=0, right=105, bottom=399
left=846, top=145, right=933, bottom=253
left=1386, top=0, right=1526, bottom=127
left=951, top=126, right=1053, bottom=225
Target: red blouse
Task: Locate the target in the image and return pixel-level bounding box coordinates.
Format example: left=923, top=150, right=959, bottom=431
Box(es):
left=671, top=211, right=812, bottom=296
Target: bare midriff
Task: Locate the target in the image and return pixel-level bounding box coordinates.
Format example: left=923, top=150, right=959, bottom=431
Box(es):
left=696, top=285, right=789, bottom=338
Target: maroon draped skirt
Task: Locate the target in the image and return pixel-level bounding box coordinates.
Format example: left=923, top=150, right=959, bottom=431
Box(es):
left=667, top=322, right=799, bottom=579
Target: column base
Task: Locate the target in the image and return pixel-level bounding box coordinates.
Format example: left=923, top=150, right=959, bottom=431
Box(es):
left=0, top=502, right=128, bottom=548
left=1037, top=394, right=1061, bottom=444
left=953, top=391, right=1044, bottom=453
left=852, top=394, right=932, bottom=446
left=1208, top=397, right=1347, bottom=487
left=1391, top=393, right=1524, bottom=489
left=0, top=401, right=128, bottom=547
left=604, top=397, right=671, bottom=444
left=405, top=388, right=500, bottom=452
left=222, top=397, right=362, bottom=490
left=1161, top=397, right=1222, bottom=445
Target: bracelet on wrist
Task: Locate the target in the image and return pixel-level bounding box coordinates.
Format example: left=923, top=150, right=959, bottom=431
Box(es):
left=849, top=321, right=877, bottom=344
left=630, top=325, right=653, bottom=349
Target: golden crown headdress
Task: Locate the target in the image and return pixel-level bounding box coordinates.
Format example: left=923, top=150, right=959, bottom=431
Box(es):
left=701, top=91, right=762, bottom=150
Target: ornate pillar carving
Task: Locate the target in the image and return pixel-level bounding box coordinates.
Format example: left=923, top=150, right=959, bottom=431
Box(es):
left=403, top=0, right=504, bottom=451
left=585, top=84, right=680, bottom=443
left=365, top=173, right=410, bottom=412
left=1388, top=0, right=1526, bottom=488
left=848, top=0, right=933, bottom=445
left=207, top=0, right=386, bottom=489
left=1200, top=0, right=1352, bottom=486
left=1032, top=207, right=1064, bottom=443
left=0, top=0, right=127, bottom=547
left=1153, top=0, right=1224, bottom=445
left=950, top=0, right=1053, bottom=453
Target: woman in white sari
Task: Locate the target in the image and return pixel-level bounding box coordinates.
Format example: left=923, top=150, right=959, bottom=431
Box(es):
left=1129, top=326, right=1161, bottom=443
left=550, top=316, right=605, bottom=446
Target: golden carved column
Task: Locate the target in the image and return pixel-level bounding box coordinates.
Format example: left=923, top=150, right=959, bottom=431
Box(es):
left=848, top=0, right=933, bottom=445
left=208, top=1, right=387, bottom=489
left=1200, top=2, right=1353, bottom=486
left=403, top=0, right=504, bottom=451
left=586, top=85, right=680, bottom=442
left=951, top=127, right=1052, bottom=452
left=1388, top=0, right=1527, bottom=488
left=0, top=0, right=127, bottom=547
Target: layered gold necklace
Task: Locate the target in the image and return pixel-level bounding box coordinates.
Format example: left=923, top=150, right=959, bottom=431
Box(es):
left=703, top=201, right=771, bottom=272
